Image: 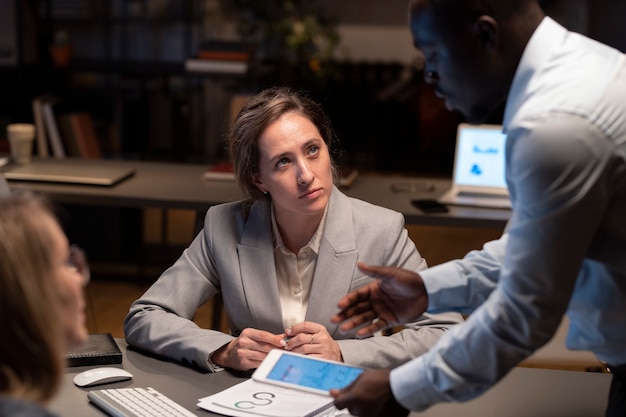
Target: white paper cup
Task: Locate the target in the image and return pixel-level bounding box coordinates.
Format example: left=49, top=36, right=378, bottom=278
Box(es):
left=7, top=123, right=36, bottom=165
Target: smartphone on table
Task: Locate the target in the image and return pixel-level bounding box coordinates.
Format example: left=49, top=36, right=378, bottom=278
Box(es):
left=252, top=350, right=364, bottom=396
left=411, top=199, right=449, bottom=213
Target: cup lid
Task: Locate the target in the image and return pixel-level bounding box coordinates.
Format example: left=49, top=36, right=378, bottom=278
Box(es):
left=7, top=123, right=36, bottom=134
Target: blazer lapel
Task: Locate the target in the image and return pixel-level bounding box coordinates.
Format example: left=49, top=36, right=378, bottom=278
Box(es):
left=237, top=201, right=284, bottom=334
left=306, top=189, right=359, bottom=335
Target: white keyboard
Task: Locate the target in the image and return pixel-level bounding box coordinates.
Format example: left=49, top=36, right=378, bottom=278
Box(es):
left=87, top=387, right=196, bottom=417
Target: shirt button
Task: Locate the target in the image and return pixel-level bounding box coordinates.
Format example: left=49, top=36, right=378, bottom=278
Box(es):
left=293, top=286, right=302, bottom=294
left=299, top=252, right=307, bottom=259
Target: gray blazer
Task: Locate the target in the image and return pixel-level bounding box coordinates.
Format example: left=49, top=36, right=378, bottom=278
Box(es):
left=124, top=187, right=461, bottom=371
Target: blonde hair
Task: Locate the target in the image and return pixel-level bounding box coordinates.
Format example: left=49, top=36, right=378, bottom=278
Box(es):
left=0, top=192, right=65, bottom=403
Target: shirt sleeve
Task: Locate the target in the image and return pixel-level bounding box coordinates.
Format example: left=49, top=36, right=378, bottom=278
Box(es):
left=390, top=115, right=613, bottom=410
left=422, top=236, right=507, bottom=315
left=124, top=207, right=236, bottom=372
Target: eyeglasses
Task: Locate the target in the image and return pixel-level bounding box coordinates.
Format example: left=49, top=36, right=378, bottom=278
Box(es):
left=66, top=244, right=90, bottom=285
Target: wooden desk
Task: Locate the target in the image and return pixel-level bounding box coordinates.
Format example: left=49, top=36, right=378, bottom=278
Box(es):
left=4, top=158, right=510, bottom=228
left=346, top=174, right=509, bottom=229
left=51, top=340, right=244, bottom=417
left=51, top=340, right=611, bottom=417
left=3, top=159, right=244, bottom=211
left=5, top=159, right=509, bottom=333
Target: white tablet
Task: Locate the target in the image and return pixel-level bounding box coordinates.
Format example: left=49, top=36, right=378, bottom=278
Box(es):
left=252, top=350, right=365, bottom=396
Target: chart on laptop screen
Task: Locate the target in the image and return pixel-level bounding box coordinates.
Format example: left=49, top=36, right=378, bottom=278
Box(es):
left=438, top=123, right=510, bottom=208
left=455, top=126, right=507, bottom=188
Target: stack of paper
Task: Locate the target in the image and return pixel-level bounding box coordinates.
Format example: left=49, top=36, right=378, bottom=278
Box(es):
left=197, top=379, right=350, bottom=417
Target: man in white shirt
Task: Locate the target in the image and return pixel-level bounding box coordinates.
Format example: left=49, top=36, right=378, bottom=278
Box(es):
left=330, top=1, right=626, bottom=416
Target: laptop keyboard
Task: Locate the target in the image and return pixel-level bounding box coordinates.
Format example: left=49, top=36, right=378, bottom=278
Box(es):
left=87, top=387, right=196, bottom=417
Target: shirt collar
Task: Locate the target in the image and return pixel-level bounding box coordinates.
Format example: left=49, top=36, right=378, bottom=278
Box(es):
left=503, top=17, right=567, bottom=131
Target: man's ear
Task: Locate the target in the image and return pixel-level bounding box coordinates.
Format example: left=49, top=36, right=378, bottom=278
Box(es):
left=475, top=15, right=498, bottom=49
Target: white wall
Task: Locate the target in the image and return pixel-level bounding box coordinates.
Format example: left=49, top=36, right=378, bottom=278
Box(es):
left=334, top=24, right=418, bottom=63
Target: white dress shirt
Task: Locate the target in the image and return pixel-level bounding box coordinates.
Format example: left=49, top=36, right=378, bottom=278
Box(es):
left=271, top=205, right=326, bottom=329
left=391, top=17, right=626, bottom=411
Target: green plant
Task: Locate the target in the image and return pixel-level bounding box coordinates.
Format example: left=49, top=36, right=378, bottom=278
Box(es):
left=227, top=0, right=340, bottom=80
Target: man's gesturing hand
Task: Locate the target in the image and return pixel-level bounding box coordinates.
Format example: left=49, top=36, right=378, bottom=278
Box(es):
left=330, top=369, right=409, bottom=417
left=331, top=263, right=429, bottom=337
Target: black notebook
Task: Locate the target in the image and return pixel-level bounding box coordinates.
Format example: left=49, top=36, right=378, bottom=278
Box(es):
left=66, top=333, right=122, bottom=367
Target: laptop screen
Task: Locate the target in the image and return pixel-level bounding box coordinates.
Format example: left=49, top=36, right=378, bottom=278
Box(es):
left=453, top=124, right=507, bottom=188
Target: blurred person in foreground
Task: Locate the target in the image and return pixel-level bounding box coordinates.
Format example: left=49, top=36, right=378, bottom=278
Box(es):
left=0, top=192, right=89, bottom=416
left=330, top=1, right=626, bottom=416
left=124, top=86, right=461, bottom=373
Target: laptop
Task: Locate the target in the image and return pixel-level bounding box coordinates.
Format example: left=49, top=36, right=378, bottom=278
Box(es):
left=438, top=123, right=511, bottom=209
left=1, top=159, right=135, bottom=186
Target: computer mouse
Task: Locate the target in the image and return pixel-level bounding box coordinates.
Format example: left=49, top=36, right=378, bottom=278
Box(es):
left=73, top=367, right=133, bottom=387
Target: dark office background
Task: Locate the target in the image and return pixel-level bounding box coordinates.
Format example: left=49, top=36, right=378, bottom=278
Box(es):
left=1, top=0, right=624, bottom=272
left=2, top=0, right=624, bottom=176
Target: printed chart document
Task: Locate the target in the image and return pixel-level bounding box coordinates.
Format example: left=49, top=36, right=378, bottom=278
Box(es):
left=197, top=379, right=351, bottom=417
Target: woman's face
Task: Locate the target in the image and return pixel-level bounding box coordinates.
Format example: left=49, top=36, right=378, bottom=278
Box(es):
left=47, top=215, right=88, bottom=349
left=254, top=111, right=333, bottom=222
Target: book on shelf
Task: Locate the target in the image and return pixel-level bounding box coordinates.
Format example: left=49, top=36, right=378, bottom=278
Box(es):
left=31, top=94, right=52, bottom=157
left=68, top=112, right=102, bottom=159
left=198, top=50, right=250, bottom=61
left=197, top=40, right=255, bottom=62
left=187, top=41, right=254, bottom=75
left=185, top=58, right=248, bottom=75
left=66, top=333, right=122, bottom=367
left=202, top=161, right=236, bottom=181
left=32, top=94, right=103, bottom=160
left=41, top=96, right=66, bottom=158
left=58, top=113, right=80, bottom=157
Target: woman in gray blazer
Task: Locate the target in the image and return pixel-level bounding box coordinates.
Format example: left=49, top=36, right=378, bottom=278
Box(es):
left=124, top=87, right=461, bottom=372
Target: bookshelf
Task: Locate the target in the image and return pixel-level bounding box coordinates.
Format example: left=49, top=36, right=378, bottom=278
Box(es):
left=4, top=0, right=464, bottom=173
left=3, top=0, right=254, bottom=164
